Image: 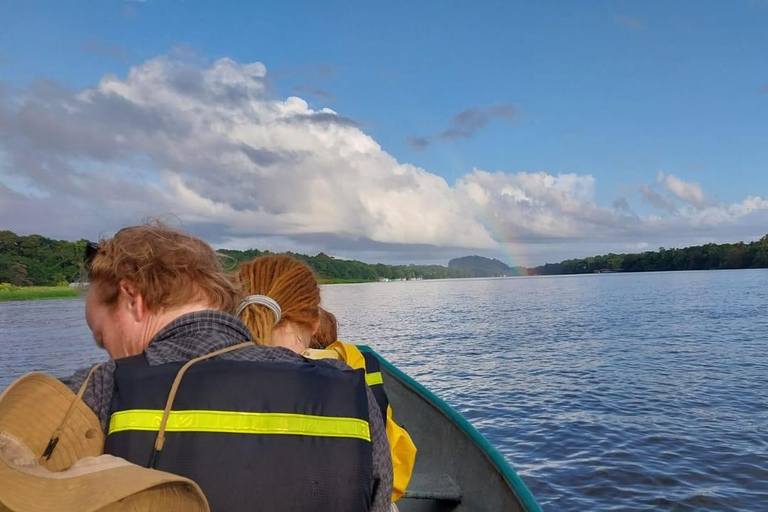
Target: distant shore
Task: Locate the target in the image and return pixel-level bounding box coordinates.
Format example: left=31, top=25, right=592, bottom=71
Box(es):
left=0, top=280, right=375, bottom=302
left=0, top=286, right=80, bottom=302
left=316, top=278, right=374, bottom=285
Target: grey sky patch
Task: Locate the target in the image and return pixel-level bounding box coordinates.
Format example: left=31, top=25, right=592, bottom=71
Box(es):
left=168, top=65, right=207, bottom=97
left=0, top=82, right=181, bottom=162
left=120, top=5, right=137, bottom=19
left=758, top=83, right=768, bottom=95
left=638, top=185, right=677, bottom=213
left=83, top=41, right=131, bottom=61
left=273, top=63, right=337, bottom=81
left=614, top=14, right=644, bottom=31
left=268, top=233, right=484, bottom=265
left=406, top=136, right=431, bottom=150
left=292, top=85, right=334, bottom=100
left=613, top=196, right=631, bottom=212
left=316, top=64, right=336, bottom=79
left=182, top=220, right=236, bottom=247
left=408, top=104, right=518, bottom=150
left=239, top=144, right=303, bottom=167
left=282, top=111, right=358, bottom=127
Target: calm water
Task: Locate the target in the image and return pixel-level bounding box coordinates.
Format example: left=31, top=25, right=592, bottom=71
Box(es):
left=2, top=270, right=767, bottom=511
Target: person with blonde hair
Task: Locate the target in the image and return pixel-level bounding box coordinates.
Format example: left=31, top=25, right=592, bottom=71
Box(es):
left=64, top=223, right=392, bottom=512
left=313, top=307, right=338, bottom=348
left=237, top=254, right=417, bottom=504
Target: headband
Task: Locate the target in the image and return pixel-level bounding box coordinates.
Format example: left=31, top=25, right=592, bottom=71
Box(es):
left=236, top=295, right=282, bottom=325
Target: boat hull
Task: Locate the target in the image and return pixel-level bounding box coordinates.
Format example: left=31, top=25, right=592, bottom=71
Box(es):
left=360, top=347, right=541, bottom=512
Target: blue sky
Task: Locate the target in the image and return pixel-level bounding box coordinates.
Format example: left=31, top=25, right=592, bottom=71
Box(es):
left=1, top=1, right=768, bottom=265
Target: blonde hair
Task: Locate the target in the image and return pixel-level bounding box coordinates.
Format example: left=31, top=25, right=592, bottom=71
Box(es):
left=236, top=255, right=321, bottom=346
left=88, top=223, right=238, bottom=313
left=312, top=308, right=338, bottom=348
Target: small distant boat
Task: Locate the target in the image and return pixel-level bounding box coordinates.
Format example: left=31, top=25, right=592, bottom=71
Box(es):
left=360, top=347, right=542, bottom=512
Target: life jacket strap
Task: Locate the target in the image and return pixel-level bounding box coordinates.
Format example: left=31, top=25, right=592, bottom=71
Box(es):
left=42, top=362, right=102, bottom=462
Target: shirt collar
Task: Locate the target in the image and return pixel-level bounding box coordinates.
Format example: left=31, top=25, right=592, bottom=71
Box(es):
left=144, top=310, right=253, bottom=365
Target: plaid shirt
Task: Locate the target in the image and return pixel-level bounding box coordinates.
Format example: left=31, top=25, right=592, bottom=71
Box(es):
left=64, top=310, right=393, bottom=512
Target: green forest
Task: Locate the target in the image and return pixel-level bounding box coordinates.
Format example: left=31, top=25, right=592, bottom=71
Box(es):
left=217, top=249, right=471, bottom=282
left=2, top=229, right=767, bottom=288
left=530, top=235, right=768, bottom=275
left=0, top=231, right=471, bottom=286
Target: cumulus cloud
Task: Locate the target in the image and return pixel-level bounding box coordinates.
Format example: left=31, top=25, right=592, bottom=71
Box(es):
left=408, top=104, right=518, bottom=150
left=1, top=55, right=767, bottom=264
left=0, top=56, right=494, bottom=250
left=456, top=170, right=643, bottom=241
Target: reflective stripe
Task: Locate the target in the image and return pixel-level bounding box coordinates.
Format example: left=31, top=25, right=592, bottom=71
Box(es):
left=365, top=372, right=383, bottom=386
left=109, top=409, right=371, bottom=442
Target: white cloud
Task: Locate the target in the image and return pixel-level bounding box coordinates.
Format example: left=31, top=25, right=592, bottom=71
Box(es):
left=1, top=55, right=767, bottom=263
left=657, top=171, right=708, bottom=209
left=1, top=56, right=494, bottom=250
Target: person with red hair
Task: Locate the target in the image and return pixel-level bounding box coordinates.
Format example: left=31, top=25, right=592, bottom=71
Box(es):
left=237, top=254, right=416, bottom=504
left=67, top=223, right=392, bottom=511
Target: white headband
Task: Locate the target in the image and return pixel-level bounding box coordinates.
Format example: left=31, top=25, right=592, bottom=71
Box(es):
left=236, top=294, right=282, bottom=325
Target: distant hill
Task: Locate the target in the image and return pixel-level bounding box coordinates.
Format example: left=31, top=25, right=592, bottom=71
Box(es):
left=448, top=255, right=526, bottom=277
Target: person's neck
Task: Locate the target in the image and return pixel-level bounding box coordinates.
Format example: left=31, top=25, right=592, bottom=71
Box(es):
left=271, top=322, right=311, bottom=354
left=136, top=303, right=213, bottom=353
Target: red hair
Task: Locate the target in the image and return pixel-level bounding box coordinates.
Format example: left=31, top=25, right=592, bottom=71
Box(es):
left=88, top=223, right=238, bottom=313
left=236, top=255, right=321, bottom=346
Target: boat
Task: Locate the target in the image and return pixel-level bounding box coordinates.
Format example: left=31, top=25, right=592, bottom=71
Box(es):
left=359, top=346, right=542, bottom=512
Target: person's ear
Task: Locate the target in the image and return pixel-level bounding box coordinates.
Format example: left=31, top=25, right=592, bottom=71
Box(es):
left=119, top=280, right=146, bottom=322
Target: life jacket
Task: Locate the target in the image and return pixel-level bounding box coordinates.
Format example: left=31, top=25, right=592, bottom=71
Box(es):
left=104, top=344, right=374, bottom=512
left=303, top=342, right=417, bottom=502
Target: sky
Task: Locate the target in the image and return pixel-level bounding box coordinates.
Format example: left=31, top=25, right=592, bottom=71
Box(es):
left=1, top=0, right=767, bottom=266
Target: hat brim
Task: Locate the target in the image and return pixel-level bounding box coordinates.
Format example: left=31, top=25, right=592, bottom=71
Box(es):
left=0, top=373, right=103, bottom=472
left=0, top=372, right=209, bottom=511
left=0, top=430, right=209, bottom=512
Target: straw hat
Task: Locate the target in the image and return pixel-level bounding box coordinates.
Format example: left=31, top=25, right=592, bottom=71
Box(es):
left=0, top=372, right=209, bottom=512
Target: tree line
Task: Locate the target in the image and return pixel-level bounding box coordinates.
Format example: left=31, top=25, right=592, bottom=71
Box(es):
left=218, top=249, right=471, bottom=281
left=2, top=229, right=767, bottom=287
left=530, top=235, right=768, bottom=275
left=0, top=231, right=471, bottom=286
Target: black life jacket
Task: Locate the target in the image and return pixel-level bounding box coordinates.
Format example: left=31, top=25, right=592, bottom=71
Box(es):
left=104, top=352, right=374, bottom=512
left=361, top=350, right=390, bottom=424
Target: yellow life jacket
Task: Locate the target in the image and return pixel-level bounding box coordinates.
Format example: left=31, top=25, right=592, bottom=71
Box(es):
left=303, top=341, right=417, bottom=502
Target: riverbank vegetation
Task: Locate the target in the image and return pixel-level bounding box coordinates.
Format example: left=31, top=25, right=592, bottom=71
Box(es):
left=531, top=236, right=768, bottom=275
left=2, top=230, right=767, bottom=290
left=0, top=231, right=472, bottom=287
left=0, top=284, right=79, bottom=301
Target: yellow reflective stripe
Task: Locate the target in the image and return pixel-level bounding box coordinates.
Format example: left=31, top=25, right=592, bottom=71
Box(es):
left=365, top=372, right=383, bottom=386
left=109, top=410, right=371, bottom=442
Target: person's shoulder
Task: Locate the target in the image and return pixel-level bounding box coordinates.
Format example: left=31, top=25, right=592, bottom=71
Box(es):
left=60, top=360, right=113, bottom=392
left=230, top=344, right=305, bottom=362
left=224, top=343, right=354, bottom=371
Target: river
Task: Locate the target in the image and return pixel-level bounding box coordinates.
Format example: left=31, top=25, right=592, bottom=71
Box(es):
left=2, top=269, right=767, bottom=510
